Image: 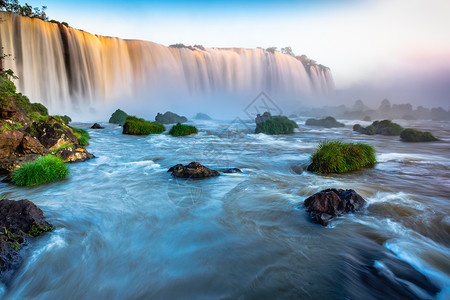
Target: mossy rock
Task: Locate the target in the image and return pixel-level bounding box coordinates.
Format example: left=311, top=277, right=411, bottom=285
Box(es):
left=400, top=128, right=439, bottom=142
left=155, top=111, right=187, bottom=124
left=305, top=116, right=345, bottom=128
left=255, top=115, right=298, bottom=135
left=169, top=123, right=198, bottom=136
left=123, top=116, right=165, bottom=135
left=308, top=141, right=376, bottom=174
left=109, top=109, right=128, bottom=125
left=353, top=120, right=402, bottom=136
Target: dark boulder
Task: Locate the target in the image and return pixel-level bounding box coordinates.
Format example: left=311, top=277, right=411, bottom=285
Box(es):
left=0, top=199, right=53, bottom=275
left=303, top=189, right=366, bottom=225
left=168, top=162, right=220, bottom=178
left=305, top=116, right=345, bottom=128
left=91, top=123, right=104, bottom=129
left=30, top=119, right=77, bottom=150
left=17, top=134, right=47, bottom=155
left=56, top=146, right=95, bottom=163
left=0, top=130, right=24, bottom=159
left=155, top=112, right=187, bottom=124
left=255, top=112, right=272, bottom=124
left=218, top=168, right=242, bottom=173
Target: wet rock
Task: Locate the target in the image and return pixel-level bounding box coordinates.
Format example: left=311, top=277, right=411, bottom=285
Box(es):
left=91, top=123, right=104, bottom=129
left=0, top=199, right=53, bottom=276
left=305, top=116, right=345, bottom=128
left=56, top=146, right=95, bottom=163
left=168, top=162, right=220, bottom=178
left=0, top=130, right=24, bottom=159
left=218, top=168, right=242, bottom=173
left=303, top=188, right=366, bottom=225
left=31, top=120, right=77, bottom=150
left=0, top=154, right=40, bottom=174
left=155, top=112, right=187, bottom=124
left=255, top=112, right=272, bottom=124
left=18, top=134, right=47, bottom=155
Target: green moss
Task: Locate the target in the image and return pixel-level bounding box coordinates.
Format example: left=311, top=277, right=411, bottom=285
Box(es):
left=305, top=116, right=345, bottom=128
left=11, top=155, right=69, bottom=186
left=60, top=115, right=72, bottom=124
left=72, top=127, right=90, bottom=146
left=353, top=120, right=402, bottom=136
left=123, top=116, right=165, bottom=135
left=38, top=114, right=51, bottom=122
left=31, top=103, right=48, bottom=116
left=49, top=143, right=74, bottom=152
left=255, top=116, right=298, bottom=135
left=109, top=109, right=128, bottom=125
left=169, top=123, right=198, bottom=136
left=400, top=128, right=439, bottom=142
left=308, top=141, right=376, bottom=174
left=28, top=223, right=54, bottom=237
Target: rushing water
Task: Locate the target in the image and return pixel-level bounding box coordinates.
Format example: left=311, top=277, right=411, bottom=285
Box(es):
left=0, top=117, right=448, bottom=299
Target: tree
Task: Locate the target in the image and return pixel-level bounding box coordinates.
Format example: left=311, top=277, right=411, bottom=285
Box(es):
left=281, top=46, right=294, bottom=57
left=265, top=47, right=278, bottom=54
left=0, top=0, right=48, bottom=21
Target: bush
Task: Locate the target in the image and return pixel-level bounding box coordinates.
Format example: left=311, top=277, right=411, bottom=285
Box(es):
left=169, top=123, right=198, bottom=136
left=109, top=109, right=128, bottom=125
left=31, top=103, right=48, bottom=116
left=72, top=127, right=90, bottom=145
left=123, top=116, right=165, bottom=135
left=11, top=155, right=69, bottom=186
left=255, top=116, right=298, bottom=135
left=400, top=129, right=439, bottom=142
left=305, top=116, right=345, bottom=128
left=308, top=141, right=376, bottom=174
left=54, top=115, right=71, bottom=124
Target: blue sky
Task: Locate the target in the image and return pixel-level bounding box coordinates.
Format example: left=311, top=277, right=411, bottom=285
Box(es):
left=22, top=0, right=450, bottom=103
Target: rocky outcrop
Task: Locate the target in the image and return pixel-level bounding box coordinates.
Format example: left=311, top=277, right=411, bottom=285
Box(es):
left=30, top=118, right=77, bottom=150
left=0, top=199, right=53, bottom=277
left=55, top=146, right=95, bottom=163
left=194, top=113, right=212, bottom=120
left=303, top=189, right=366, bottom=225
left=168, top=162, right=220, bottom=178
left=353, top=120, right=403, bottom=136
left=155, top=111, right=187, bottom=124
left=305, top=116, right=345, bottom=128
left=255, top=112, right=272, bottom=124
left=91, top=123, right=104, bottom=129
left=0, top=130, right=24, bottom=158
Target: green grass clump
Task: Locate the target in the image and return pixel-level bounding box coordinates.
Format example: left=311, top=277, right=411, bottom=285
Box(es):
left=11, top=155, right=69, bottom=186
left=0, top=75, right=16, bottom=107
left=308, top=141, right=376, bottom=174
left=72, top=127, right=90, bottom=145
left=123, top=116, right=165, bottom=135
left=31, top=103, right=48, bottom=116
left=400, top=128, right=439, bottom=142
left=169, top=123, right=198, bottom=136
left=53, top=115, right=71, bottom=124
left=255, top=116, right=298, bottom=135
left=109, top=109, right=128, bottom=125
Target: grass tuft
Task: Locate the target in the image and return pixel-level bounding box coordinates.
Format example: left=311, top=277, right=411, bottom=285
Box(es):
left=11, top=155, right=69, bottom=186
left=169, top=123, right=198, bottom=136
left=123, top=116, right=165, bottom=135
left=308, top=140, right=376, bottom=174
left=72, top=127, right=90, bottom=145
left=255, top=116, right=298, bottom=135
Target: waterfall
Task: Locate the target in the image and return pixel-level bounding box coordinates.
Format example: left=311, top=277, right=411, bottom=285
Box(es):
left=0, top=12, right=335, bottom=118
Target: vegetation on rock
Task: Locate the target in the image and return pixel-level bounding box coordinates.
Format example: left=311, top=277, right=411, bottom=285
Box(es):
left=123, top=116, right=165, bottom=135
left=109, top=109, right=128, bottom=125
left=11, top=154, right=69, bottom=186
left=305, top=116, right=345, bottom=128
left=72, top=127, right=90, bottom=146
left=308, top=141, right=376, bottom=174
left=255, top=115, right=298, bottom=135
left=169, top=123, right=198, bottom=136
left=155, top=111, right=187, bottom=124
left=400, top=128, right=439, bottom=142
left=0, top=0, right=48, bottom=20
left=353, top=120, right=403, bottom=136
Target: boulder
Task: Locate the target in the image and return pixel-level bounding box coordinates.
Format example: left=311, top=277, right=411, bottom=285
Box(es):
left=91, top=123, right=104, bottom=129
left=0, top=199, right=53, bottom=274
left=303, top=189, right=366, bottom=225
left=18, top=134, right=47, bottom=155
left=194, top=113, right=212, bottom=120
left=168, top=162, right=220, bottom=178
left=0, top=130, right=24, bottom=159
left=56, top=146, right=95, bottom=163
left=305, top=116, right=345, bottom=128
left=0, top=154, right=40, bottom=174
left=255, top=112, right=272, bottom=124
left=155, top=112, right=187, bottom=124
left=31, top=120, right=77, bottom=150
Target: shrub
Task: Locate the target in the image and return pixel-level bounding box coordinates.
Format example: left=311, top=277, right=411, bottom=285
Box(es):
left=72, top=127, right=90, bottom=145
left=255, top=116, right=298, bottom=135
left=11, top=155, right=69, bottom=186
left=123, top=116, right=165, bottom=135
left=169, top=123, right=198, bottom=136
left=109, top=109, right=128, bottom=125
left=308, top=141, right=376, bottom=174
left=31, top=103, right=48, bottom=116
left=400, top=128, right=439, bottom=142
left=305, top=116, right=345, bottom=128
left=54, top=115, right=71, bottom=124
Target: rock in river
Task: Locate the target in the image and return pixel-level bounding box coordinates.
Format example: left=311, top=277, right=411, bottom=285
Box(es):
left=168, top=162, right=220, bottom=178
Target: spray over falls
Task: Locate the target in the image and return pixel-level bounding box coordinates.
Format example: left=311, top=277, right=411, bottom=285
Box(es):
left=0, top=12, right=334, bottom=116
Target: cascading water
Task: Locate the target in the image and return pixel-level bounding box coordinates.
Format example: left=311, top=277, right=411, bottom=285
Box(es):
left=0, top=12, right=334, bottom=118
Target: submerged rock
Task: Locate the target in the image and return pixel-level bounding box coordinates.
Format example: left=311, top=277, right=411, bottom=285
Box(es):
left=168, top=162, right=220, bottom=178
left=91, top=123, right=104, bottom=129
left=303, top=189, right=366, bottom=225
left=218, top=168, right=242, bottom=173
left=0, top=199, right=53, bottom=278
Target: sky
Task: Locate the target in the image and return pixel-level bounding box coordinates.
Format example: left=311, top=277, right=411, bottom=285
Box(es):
left=23, top=0, right=450, bottom=107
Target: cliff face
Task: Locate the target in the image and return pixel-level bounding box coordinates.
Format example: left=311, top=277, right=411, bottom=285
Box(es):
left=0, top=11, right=334, bottom=113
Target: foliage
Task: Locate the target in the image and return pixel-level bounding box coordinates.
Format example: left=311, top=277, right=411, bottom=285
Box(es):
left=53, top=114, right=71, bottom=124
left=266, top=47, right=278, bottom=54
left=0, top=0, right=48, bottom=20
left=109, top=109, right=128, bottom=125
left=28, top=223, right=54, bottom=237
left=72, top=127, right=90, bottom=146
left=308, top=141, right=376, bottom=174
left=305, top=116, right=345, bottom=128
left=123, top=116, right=165, bottom=135
left=11, top=155, right=69, bottom=186
left=31, top=102, right=48, bottom=116
left=400, top=128, right=439, bottom=142
left=255, top=115, right=298, bottom=135
left=169, top=123, right=198, bottom=136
